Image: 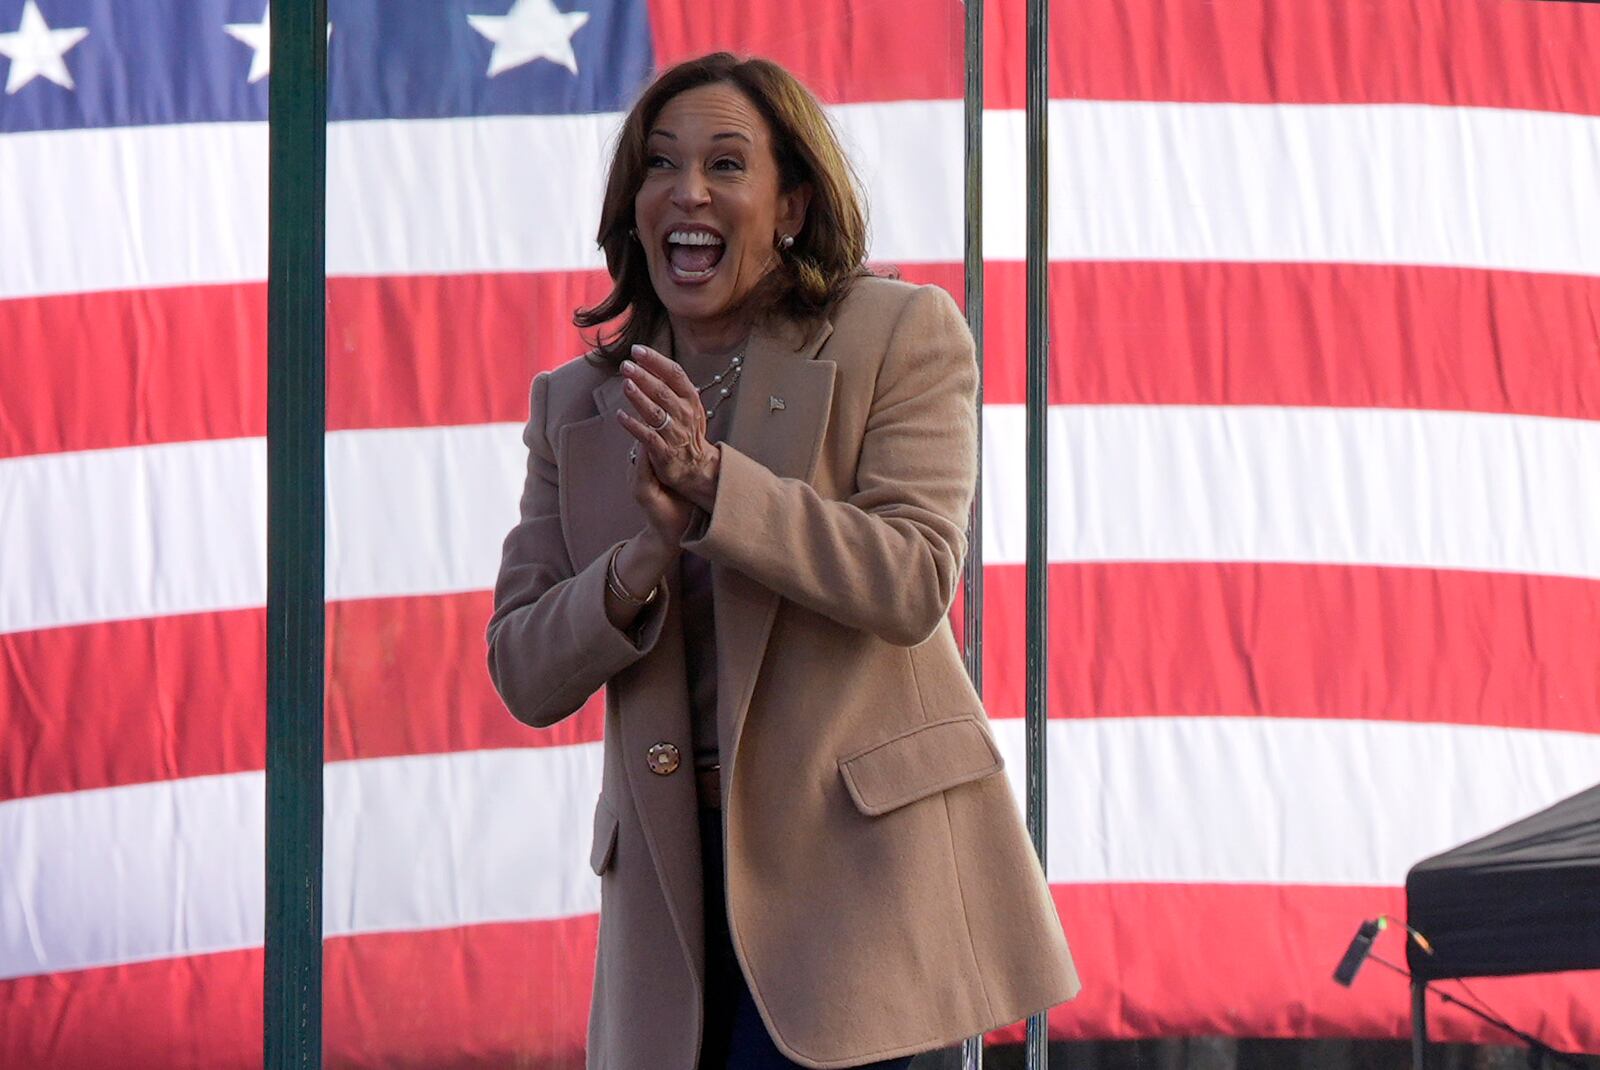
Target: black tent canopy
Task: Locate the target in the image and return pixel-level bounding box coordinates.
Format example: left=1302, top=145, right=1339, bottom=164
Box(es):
left=1406, top=782, right=1600, bottom=982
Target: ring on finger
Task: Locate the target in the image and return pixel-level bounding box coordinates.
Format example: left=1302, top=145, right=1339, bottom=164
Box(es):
left=650, top=410, right=672, bottom=432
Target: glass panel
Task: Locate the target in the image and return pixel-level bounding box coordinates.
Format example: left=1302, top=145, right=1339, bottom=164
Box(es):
left=317, top=1, right=974, bottom=1066
left=0, top=0, right=275, bottom=1064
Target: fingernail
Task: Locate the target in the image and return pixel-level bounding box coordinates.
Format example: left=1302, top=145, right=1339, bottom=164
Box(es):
left=631, top=344, right=646, bottom=356
left=621, top=360, right=637, bottom=373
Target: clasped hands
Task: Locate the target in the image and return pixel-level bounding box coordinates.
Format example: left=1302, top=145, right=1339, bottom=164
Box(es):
left=616, top=344, right=721, bottom=545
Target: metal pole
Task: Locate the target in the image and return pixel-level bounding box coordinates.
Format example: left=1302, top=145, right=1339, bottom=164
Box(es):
left=1411, top=980, right=1428, bottom=1070
left=959, top=0, right=985, bottom=1065
left=959, top=0, right=986, bottom=713
left=1023, top=0, right=1050, bottom=1062
left=265, top=1, right=328, bottom=1067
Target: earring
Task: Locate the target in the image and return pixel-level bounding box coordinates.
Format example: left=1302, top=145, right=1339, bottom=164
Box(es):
left=628, top=227, right=639, bottom=241
left=778, top=234, right=795, bottom=251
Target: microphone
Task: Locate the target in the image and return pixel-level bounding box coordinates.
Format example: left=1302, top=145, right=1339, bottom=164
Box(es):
left=1333, top=919, right=1382, bottom=986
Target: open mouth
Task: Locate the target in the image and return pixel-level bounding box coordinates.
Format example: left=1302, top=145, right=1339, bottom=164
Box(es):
left=663, top=226, right=726, bottom=282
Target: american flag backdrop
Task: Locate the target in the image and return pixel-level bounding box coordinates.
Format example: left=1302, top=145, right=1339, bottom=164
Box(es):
left=2, top=0, right=1599, bottom=1065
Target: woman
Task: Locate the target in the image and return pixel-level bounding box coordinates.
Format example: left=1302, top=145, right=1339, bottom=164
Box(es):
left=487, top=53, right=1079, bottom=1070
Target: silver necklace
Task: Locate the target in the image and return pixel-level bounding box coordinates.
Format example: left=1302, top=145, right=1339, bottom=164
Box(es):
left=692, top=344, right=747, bottom=421
left=628, top=343, right=749, bottom=465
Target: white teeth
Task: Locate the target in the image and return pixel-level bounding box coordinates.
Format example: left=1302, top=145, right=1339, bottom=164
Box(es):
left=667, top=230, right=723, bottom=246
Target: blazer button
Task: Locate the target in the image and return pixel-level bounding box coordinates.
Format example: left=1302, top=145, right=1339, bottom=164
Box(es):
left=647, top=742, right=681, bottom=776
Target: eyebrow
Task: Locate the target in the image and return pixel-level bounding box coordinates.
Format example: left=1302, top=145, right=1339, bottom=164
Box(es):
left=646, top=129, right=753, bottom=145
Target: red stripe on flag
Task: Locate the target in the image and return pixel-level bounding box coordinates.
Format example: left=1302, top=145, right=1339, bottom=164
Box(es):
left=0, top=948, right=263, bottom=1070
left=644, top=0, right=963, bottom=105
left=900, top=262, right=1600, bottom=420
left=647, top=0, right=1600, bottom=117
left=8, top=262, right=1599, bottom=460
left=323, top=919, right=595, bottom=1069
left=0, top=272, right=615, bottom=460
left=985, top=0, right=1600, bottom=115
left=1, top=610, right=265, bottom=803
left=9, top=562, right=1596, bottom=802
left=0, top=285, right=266, bottom=460
left=0, top=595, right=602, bottom=803
left=326, top=271, right=615, bottom=436
left=962, top=563, right=1600, bottom=734
left=0, top=916, right=597, bottom=1070
left=325, top=594, right=603, bottom=761
left=4, top=888, right=1596, bottom=1065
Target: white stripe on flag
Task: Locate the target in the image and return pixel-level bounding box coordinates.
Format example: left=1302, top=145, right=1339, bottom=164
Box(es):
left=0, top=745, right=604, bottom=981
left=0, top=425, right=523, bottom=635
left=0, top=437, right=269, bottom=635
left=0, top=121, right=268, bottom=300
left=4, top=102, right=1599, bottom=299
left=1020, top=717, right=1600, bottom=885
left=980, top=101, right=1600, bottom=272
left=3, top=718, right=1595, bottom=980
left=981, top=405, right=1600, bottom=576
left=6, top=406, right=1600, bottom=635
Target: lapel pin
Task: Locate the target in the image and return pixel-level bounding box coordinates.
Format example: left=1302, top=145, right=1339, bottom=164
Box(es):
left=769, top=395, right=786, bottom=412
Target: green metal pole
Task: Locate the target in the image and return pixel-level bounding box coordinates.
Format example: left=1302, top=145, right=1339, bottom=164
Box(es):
left=265, top=1, right=328, bottom=1067
left=1024, top=0, right=1050, bottom=1062
left=960, top=0, right=985, bottom=1064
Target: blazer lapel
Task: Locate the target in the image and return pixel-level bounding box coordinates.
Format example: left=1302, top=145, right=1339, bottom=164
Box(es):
left=561, top=350, right=712, bottom=987
left=713, top=314, right=837, bottom=780
left=557, top=382, right=639, bottom=571
left=557, top=323, right=674, bottom=571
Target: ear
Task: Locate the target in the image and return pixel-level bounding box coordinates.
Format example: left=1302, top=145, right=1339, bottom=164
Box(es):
left=777, top=181, right=812, bottom=241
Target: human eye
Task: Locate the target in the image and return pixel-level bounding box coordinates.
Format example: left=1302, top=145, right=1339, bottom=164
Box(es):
left=711, top=156, right=745, bottom=172
left=645, top=153, right=673, bottom=169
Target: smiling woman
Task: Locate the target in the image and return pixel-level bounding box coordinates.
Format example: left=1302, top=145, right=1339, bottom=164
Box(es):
left=486, top=52, right=1079, bottom=1070
left=631, top=81, right=810, bottom=336
left=576, top=53, right=870, bottom=368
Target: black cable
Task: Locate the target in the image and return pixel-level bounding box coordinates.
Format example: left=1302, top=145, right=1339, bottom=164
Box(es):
left=1357, top=951, right=1589, bottom=1069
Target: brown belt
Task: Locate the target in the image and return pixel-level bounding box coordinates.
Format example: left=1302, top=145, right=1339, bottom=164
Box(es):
left=695, top=764, right=722, bottom=810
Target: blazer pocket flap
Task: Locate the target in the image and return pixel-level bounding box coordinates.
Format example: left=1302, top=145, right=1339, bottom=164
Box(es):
left=838, top=716, right=1004, bottom=817
left=590, top=797, right=620, bottom=875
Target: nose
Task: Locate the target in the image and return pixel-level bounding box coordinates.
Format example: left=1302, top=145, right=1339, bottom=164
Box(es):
left=670, top=164, right=710, bottom=211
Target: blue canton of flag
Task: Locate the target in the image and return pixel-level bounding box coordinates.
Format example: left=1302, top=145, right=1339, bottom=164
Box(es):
left=0, top=0, right=655, bottom=134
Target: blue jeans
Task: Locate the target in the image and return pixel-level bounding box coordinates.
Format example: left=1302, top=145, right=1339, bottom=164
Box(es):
left=698, top=807, right=916, bottom=1070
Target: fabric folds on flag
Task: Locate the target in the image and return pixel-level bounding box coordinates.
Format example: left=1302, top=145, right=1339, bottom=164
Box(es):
left=2, top=0, right=1598, bottom=1065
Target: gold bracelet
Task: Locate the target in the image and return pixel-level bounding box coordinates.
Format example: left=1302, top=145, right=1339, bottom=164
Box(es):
left=606, top=544, right=659, bottom=607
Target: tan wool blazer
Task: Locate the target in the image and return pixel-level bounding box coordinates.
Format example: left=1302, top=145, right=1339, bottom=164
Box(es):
left=487, top=275, right=1080, bottom=1069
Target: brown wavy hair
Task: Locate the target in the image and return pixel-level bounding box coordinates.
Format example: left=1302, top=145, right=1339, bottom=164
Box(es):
left=575, top=52, right=874, bottom=366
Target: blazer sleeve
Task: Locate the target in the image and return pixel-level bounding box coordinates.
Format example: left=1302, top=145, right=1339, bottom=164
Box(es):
left=486, top=370, right=669, bottom=728
left=680, top=284, right=976, bottom=647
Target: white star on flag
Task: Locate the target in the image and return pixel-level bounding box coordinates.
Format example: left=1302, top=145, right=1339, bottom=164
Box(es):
left=224, top=4, right=272, bottom=84
left=224, top=5, right=332, bottom=85
left=468, top=0, right=590, bottom=77
left=0, top=0, right=89, bottom=95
